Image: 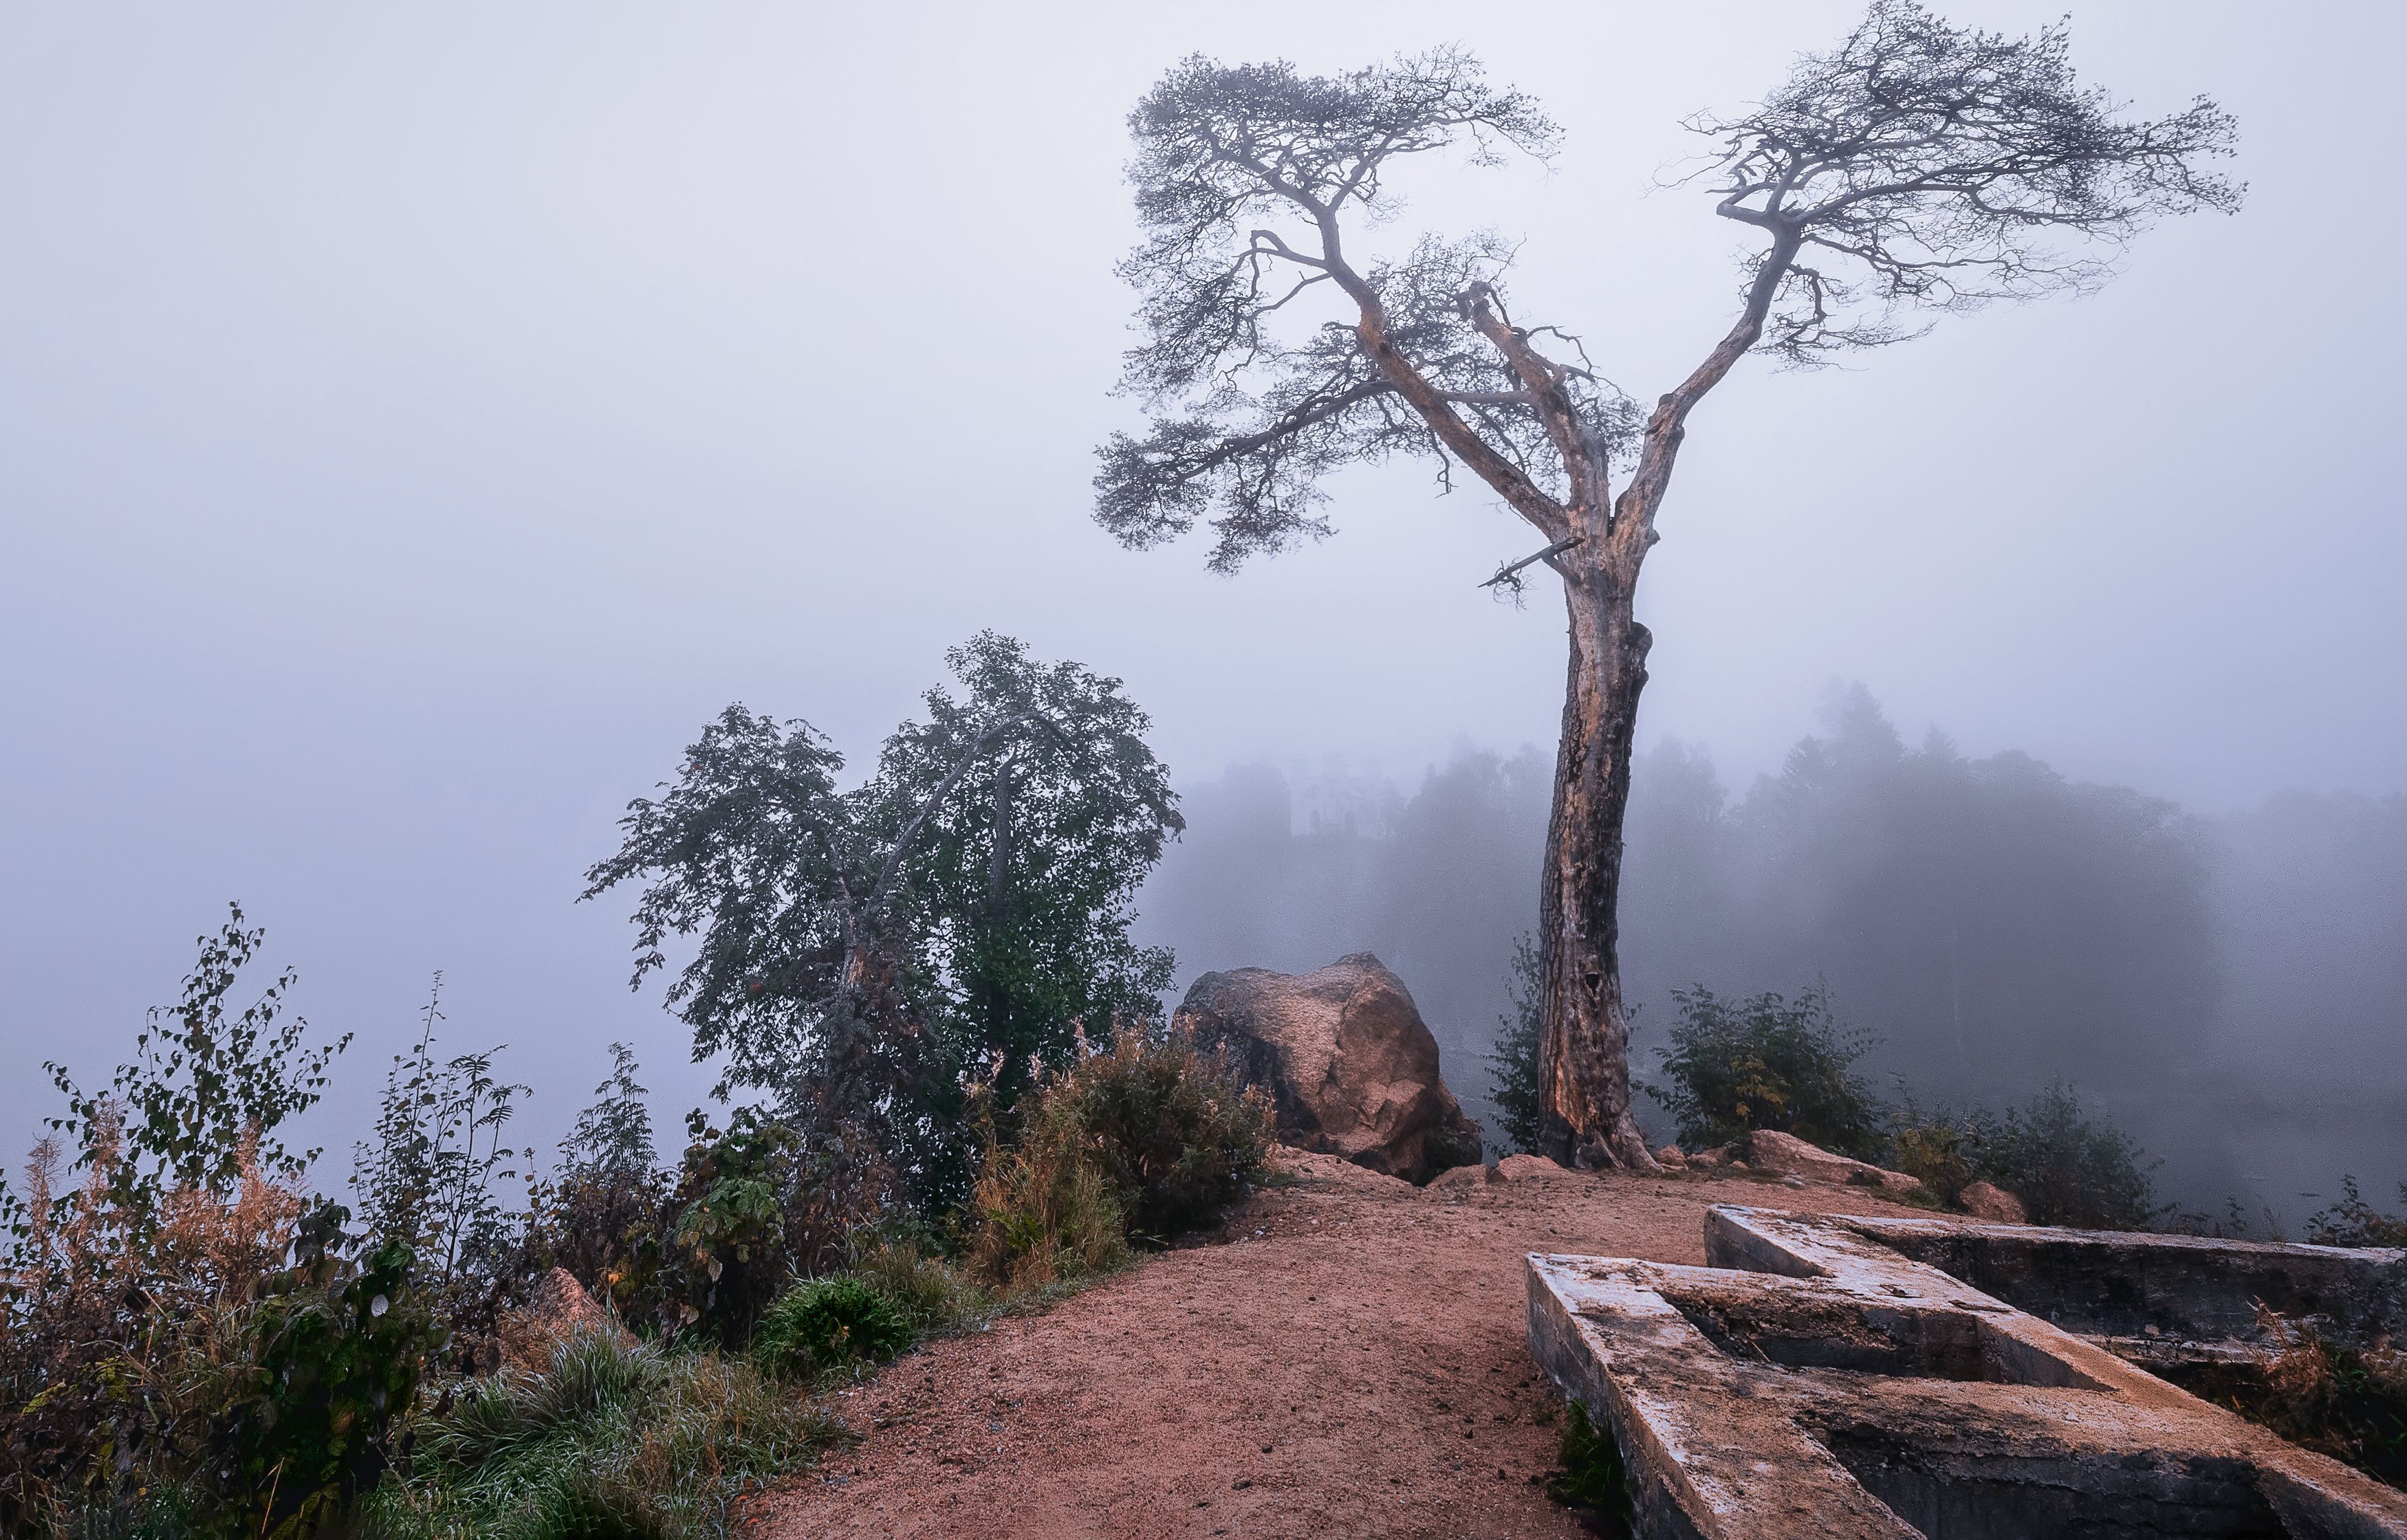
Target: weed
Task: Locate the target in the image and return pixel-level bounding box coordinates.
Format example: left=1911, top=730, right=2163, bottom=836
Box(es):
left=1547, top=1399, right=1635, bottom=1537
left=754, top=1278, right=912, bottom=1378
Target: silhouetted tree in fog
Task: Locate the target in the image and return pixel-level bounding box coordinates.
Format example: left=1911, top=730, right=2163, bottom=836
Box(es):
left=1096, top=3, right=2240, bottom=1166
left=1619, top=687, right=2217, bottom=1104
left=583, top=634, right=1179, bottom=1200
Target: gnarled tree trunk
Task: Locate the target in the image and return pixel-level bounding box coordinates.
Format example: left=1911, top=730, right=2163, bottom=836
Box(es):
left=1538, top=550, right=1659, bottom=1169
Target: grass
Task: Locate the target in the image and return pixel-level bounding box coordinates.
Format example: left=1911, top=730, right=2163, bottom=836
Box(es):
left=362, top=1330, right=843, bottom=1540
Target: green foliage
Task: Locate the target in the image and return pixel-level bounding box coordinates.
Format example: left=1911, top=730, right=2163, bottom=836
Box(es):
left=2305, top=1177, right=2407, bottom=1248
left=1886, top=1089, right=1974, bottom=1204
left=753, top=1277, right=912, bottom=1378
left=1647, top=984, right=1885, bottom=1159
left=527, top=1045, right=671, bottom=1322
left=370, top=1331, right=837, bottom=1540
left=1972, top=1083, right=2161, bottom=1231
left=351, top=977, right=532, bottom=1355
left=42, top=904, right=349, bottom=1232
left=966, top=1028, right=1270, bottom=1288
left=841, top=1227, right=987, bottom=1335
left=205, top=1204, right=437, bottom=1540
left=1882, top=1083, right=2163, bottom=1231
left=1547, top=1400, right=1633, bottom=1534
left=661, top=1108, right=889, bottom=1348
left=1483, top=935, right=1545, bottom=1156
left=870, top=633, right=1181, bottom=1108
left=1045, top=1026, right=1274, bottom=1243
left=580, top=634, right=1181, bottom=1205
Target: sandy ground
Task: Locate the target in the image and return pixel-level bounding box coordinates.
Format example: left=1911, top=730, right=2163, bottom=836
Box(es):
left=752, top=1153, right=1926, bottom=1540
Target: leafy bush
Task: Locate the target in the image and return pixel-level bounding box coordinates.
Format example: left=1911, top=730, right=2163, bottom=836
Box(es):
left=1886, top=1090, right=1975, bottom=1204
left=523, top=1046, right=673, bottom=1328
left=204, top=1205, right=437, bottom=1540
left=1647, top=984, right=1885, bottom=1159
left=2305, top=1177, right=2407, bottom=1248
left=966, top=1027, right=1270, bottom=1289
left=1483, top=936, right=1545, bottom=1156
left=659, top=1107, right=891, bottom=1348
left=41, top=905, right=351, bottom=1227
left=753, top=1277, right=912, bottom=1378
left=0, top=912, right=369, bottom=1535
left=351, top=978, right=532, bottom=1366
left=1972, top=1083, right=2161, bottom=1231
left=1881, top=1083, right=2162, bottom=1231
left=1049, top=1027, right=1274, bottom=1242
left=369, top=1330, right=837, bottom=1540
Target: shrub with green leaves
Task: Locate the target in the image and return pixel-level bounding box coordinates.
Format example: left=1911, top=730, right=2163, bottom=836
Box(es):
left=2305, top=1177, right=2407, bottom=1248
left=660, top=1106, right=891, bottom=1349
left=1886, top=1090, right=1975, bottom=1204
left=1972, top=1083, right=2161, bottom=1231
left=205, top=1204, right=437, bottom=1540
left=1647, top=984, right=1885, bottom=1159
left=1880, top=1083, right=2162, bottom=1231
left=967, top=1026, right=1271, bottom=1289
left=1483, top=936, right=1545, bottom=1156
left=842, top=1226, right=987, bottom=1335
left=753, top=1277, right=912, bottom=1378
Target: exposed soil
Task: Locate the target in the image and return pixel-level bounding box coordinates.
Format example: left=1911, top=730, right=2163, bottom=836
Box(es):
left=754, top=1154, right=1928, bottom=1540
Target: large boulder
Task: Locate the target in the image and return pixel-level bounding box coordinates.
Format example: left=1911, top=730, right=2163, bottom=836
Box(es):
left=1175, top=953, right=1484, bottom=1184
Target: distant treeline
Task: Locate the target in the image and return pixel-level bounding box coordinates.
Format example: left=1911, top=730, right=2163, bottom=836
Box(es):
left=1133, top=685, right=2407, bottom=1220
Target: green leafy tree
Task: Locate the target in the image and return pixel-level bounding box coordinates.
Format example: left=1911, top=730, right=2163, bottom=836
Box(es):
left=44, top=903, right=349, bottom=1228
left=1648, top=984, right=1885, bottom=1158
left=583, top=633, right=1181, bottom=1202
left=870, top=632, right=1180, bottom=1103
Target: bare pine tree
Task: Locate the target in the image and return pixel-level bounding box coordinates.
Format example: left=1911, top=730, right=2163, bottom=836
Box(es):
left=1095, top=1, right=2239, bottom=1167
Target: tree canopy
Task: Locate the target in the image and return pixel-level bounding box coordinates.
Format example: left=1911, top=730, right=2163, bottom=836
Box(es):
left=582, top=633, right=1180, bottom=1192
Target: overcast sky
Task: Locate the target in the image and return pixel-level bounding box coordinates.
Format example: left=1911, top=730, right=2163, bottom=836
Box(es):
left=3, top=1, right=2399, bottom=1159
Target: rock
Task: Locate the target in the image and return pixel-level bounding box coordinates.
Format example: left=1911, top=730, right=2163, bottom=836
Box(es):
left=1745, top=1130, right=1923, bottom=1195
left=1959, top=1180, right=2029, bottom=1224
left=1494, top=1153, right=1578, bottom=1184
left=1687, top=1144, right=1734, bottom=1168
left=1176, top=954, right=1485, bottom=1185
left=1654, top=1145, right=1688, bottom=1169
left=1426, top=1162, right=1494, bottom=1193
left=1271, top=1143, right=1417, bottom=1194
left=495, top=1267, right=631, bottom=1372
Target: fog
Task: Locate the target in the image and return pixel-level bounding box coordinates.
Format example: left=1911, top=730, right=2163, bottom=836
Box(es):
left=1, top=2, right=2399, bottom=1213
left=1135, top=688, right=2407, bottom=1225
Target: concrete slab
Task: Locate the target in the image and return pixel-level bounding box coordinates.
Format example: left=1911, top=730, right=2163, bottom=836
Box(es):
left=1526, top=1205, right=2407, bottom=1538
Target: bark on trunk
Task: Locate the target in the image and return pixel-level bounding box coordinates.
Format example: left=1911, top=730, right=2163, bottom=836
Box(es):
left=1537, top=556, right=1659, bottom=1170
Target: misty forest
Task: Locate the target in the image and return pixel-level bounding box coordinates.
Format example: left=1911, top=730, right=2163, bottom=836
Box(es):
left=3, top=3, right=2402, bottom=1538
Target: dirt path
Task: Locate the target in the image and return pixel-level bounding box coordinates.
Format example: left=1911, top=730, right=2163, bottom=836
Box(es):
left=754, top=1153, right=1925, bottom=1540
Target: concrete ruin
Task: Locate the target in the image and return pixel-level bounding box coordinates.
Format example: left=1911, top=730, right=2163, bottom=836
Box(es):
left=1526, top=1205, right=2407, bottom=1537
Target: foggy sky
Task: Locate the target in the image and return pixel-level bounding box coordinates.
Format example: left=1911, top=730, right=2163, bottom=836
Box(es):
left=2, top=2, right=2401, bottom=1170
